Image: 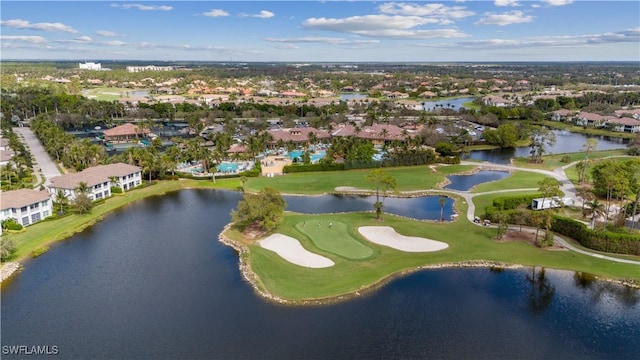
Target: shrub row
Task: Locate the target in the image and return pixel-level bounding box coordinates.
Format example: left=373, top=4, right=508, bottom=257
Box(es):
left=283, top=163, right=345, bottom=173
left=551, top=216, right=640, bottom=256
left=492, top=193, right=543, bottom=210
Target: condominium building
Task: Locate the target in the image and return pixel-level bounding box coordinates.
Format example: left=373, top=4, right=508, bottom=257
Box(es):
left=0, top=189, right=52, bottom=227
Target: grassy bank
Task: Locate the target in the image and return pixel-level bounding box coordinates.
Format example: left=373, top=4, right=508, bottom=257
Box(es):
left=225, top=211, right=640, bottom=302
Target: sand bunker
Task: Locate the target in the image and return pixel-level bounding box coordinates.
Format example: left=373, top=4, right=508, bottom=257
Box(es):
left=260, top=234, right=335, bottom=268
left=358, top=226, right=449, bottom=252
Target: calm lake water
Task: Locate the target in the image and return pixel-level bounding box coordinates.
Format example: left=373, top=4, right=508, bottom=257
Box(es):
left=423, top=97, right=475, bottom=111
left=467, top=130, right=630, bottom=164
left=2, top=190, right=639, bottom=359
left=444, top=170, right=510, bottom=191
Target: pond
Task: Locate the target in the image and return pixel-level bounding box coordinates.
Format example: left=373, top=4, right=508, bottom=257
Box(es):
left=466, top=130, right=630, bottom=164
left=444, top=170, right=510, bottom=191
left=2, top=190, right=638, bottom=359
left=285, top=194, right=455, bottom=221
left=339, top=93, right=368, bottom=101
left=422, top=97, right=475, bottom=111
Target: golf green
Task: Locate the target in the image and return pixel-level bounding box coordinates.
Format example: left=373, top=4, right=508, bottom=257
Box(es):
left=295, top=220, right=374, bottom=260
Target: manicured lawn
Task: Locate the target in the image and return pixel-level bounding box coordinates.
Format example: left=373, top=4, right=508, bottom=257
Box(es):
left=294, top=218, right=374, bottom=259
left=471, top=171, right=549, bottom=193
left=229, top=211, right=640, bottom=301
left=472, top=190, right=540, bottom=217
left=245, top=164, right=476, bottom=194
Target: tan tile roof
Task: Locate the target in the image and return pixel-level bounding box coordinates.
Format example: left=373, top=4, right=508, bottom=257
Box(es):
left=102, top=123, right=149, bottom=137
left=268, top=127, right=330, bottom=143
left=610, top=117, right=640, bottom=126
left=48, top=163, right=141, bottom=190
left=1, top=189, right=50, bottom=210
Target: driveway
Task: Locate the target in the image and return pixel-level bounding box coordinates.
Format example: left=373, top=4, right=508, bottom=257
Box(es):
left=13, top=126, right=62, bottom=186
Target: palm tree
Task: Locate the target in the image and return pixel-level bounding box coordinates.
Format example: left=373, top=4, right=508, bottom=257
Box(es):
left=55, top=189, right=68, bottom=215
left=75, top=181, right=91, bottom=195
left=108, top=175, right=120, bottom=189
left=586, top=199, right=605, bottom=229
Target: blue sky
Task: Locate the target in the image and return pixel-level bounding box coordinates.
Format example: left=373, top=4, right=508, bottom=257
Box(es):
left=1, top=1, right=639, bottom=62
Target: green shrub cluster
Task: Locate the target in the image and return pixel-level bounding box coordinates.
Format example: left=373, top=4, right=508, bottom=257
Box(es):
left=110, top=186, right=124, bottom=193
left=284, top=163, right=346, bottom=173
left=2, top=218, right=23, bottom=231
left=551, top=216, right=640, bottom=256
left=492, top=193, right=543, bottom=210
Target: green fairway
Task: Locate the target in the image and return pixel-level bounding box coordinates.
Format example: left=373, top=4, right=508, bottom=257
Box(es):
left=245, top=164, right=476, bottom=194
left=472, top=191, right=540, bottom=217
left=294, top=220, right=374, bottom=259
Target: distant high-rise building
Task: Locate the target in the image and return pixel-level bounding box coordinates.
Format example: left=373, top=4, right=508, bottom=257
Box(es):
left=126, top=65, right=174, bottom=73
left=79, top=62, right=102, bottom=70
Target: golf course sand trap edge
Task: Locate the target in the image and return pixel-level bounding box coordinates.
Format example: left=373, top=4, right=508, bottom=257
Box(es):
left=260, top=234, right=335, bottom=268
left=358, top=226, right=449, bottom=252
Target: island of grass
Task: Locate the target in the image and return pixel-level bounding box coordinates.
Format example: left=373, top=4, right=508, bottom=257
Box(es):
left=221, top=211, right=640, bottom=304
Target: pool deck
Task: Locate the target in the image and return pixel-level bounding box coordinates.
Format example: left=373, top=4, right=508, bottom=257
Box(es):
left=261, top=155, right=292, bottom=176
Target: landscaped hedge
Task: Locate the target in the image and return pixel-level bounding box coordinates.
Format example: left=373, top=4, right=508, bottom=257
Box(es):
left=492, top=193, right=543, bottom=210
left=551, top=215, right=640, bottom=256
left=283, top=163, right=346, bottom=173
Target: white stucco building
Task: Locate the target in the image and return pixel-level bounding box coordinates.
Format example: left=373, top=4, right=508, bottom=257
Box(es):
left=79, top=62, right=102, bottom=70
left=47, top=163, right=142, bottom=201
left=0, top=189, right=53, bottom=227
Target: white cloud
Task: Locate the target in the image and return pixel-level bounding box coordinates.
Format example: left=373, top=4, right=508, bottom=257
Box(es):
left=111, top=3, right=172, bottom=11
left=0, top=35, right=47, bottom=44
left=264, top=37, right=379, bottom=45
left=305, top=15, right=442, bottom=32
left=203, top=9, right=229, bottom=17
left=103, top=40, right=127, bottom=46
left=96, top=30, right=118, bottom=37
left=541, top=0, right=574, bottom=6
left=494, top=0, right=521, bottom=6
left=303, top=14, right=469, bottom=39
left=377, top=2, right=474, bottom=22
left=273, top=44, right=299, bottom=50
left=253, top=10, right=275, bottom=19
left=475, top=10, right=534, bottom=26
left=75, top=36, right=93, bottom=42
left=425, top=27, right=640, bottom=49
left=0, top=19, right=78, bottom=33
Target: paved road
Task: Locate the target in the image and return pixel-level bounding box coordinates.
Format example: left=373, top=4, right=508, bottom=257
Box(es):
left=13, top=126, right=62, bottom=186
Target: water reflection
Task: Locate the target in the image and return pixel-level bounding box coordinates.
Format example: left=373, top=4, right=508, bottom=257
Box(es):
left=283, top=194, right=455, bottom=220
left=465, top=130, right=630, bottom=164
left=527, top=267, right=555, bottom=316
left=574, top=272, right=640, bottom=308
left=444, top=170, right=510, bottom=191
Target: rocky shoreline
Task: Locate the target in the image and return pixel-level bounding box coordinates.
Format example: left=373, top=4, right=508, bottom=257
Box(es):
left=1, top=262, right=22, bottom=283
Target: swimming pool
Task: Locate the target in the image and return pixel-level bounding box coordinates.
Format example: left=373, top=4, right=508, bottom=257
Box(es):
left=289, top=150, right=326, bottom=163
left=217, top=162, right=239, bottom=173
